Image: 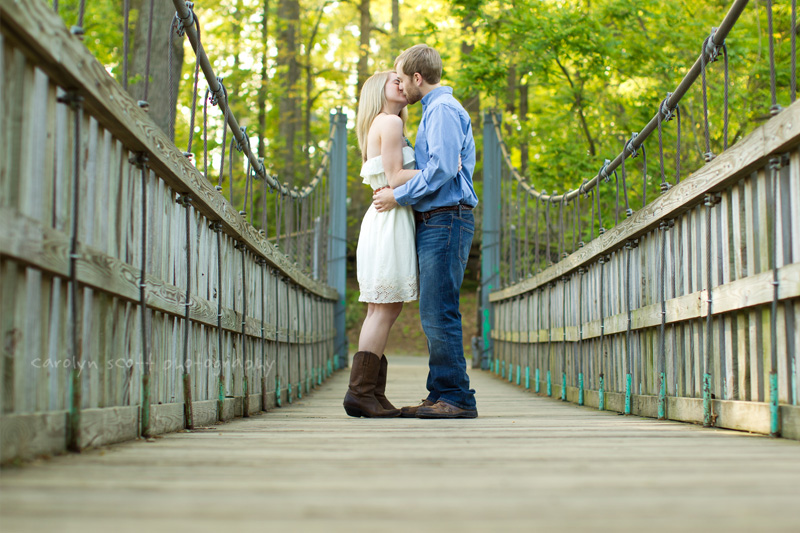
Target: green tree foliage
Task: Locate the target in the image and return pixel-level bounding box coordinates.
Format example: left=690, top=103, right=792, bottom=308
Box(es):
left=58, top=0, right=796, bottom=269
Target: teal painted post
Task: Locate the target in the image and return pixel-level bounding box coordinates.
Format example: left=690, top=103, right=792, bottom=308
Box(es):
left=561, top=372, right=567, bottom=401
left=658, top=372, right=666, bottom=419
left=547, top=370, right=552, bottom=397
left=525, top=366, right=530, bottom=389
left=578, top=373, right=584, bottom=406
left=535, top=368, right=540, bottom=393
left=481, top=112, right=502, bottom=370
left=516, top=365, right=521, bottom=386
left=599, top=375, right=605, bottom=411
left=328, top=110, right=348, bottom=370
left=625, top=374, right=632, bottom=415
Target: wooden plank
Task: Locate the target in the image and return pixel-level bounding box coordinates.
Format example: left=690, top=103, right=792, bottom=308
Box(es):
left=0, top=410, right=66, bottom=463
left=0, top=0, right=336, bottom=300
left=0, top=209, right=336, bottom=345
left=150, top=401, right=184, bottom=435
left=78, top=405, right=139, bottom=449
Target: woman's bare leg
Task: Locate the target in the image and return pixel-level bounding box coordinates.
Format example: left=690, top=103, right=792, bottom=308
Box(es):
left=358, top=302, right=403, bottom=355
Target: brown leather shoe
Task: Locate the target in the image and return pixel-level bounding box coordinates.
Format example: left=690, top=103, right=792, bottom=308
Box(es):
left=343, top=351, right=400, bottom=418
left=416, top=400, right=478, bottom=419
left=374, top=355, right=397, bottom=410
left=400, top=398, right=434, bottom=418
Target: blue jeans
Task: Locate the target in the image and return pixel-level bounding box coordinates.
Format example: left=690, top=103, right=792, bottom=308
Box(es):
left=416, top=208, right=476, bottom=410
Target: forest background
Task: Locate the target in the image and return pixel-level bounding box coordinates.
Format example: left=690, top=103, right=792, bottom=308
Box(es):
left=55, top=0, right=795, bottom=354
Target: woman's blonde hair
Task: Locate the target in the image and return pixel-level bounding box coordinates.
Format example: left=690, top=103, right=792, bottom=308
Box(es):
left=356, top=71, right=408, bottom=162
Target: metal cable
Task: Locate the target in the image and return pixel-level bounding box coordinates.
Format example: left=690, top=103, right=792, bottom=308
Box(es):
left=123, top=0, right=129, bottom=90
left=793, top=0, right=797, bottom=102
left=675, top=105, right=682, bottom=184
left=203, top=87, right=209, bottom=180
left=700, top=34, right=712, bottom=161
left=641, top=144, right=648, bottom=206
left=723, top=44, right=729, bottom=150
left=621, top=137, right=631, bottom=215
left=142, top=0, right=155, bottom=102
left=77, top=0, right=86, bottom=27
left=767, top=0, right=779, bottom=113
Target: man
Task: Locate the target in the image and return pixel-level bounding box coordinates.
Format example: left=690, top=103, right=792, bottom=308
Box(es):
left=372, top=44, right=478, bottom=419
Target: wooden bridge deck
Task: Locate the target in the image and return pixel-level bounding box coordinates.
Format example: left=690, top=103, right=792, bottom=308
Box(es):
left=1, top=356, right=799, bottom=532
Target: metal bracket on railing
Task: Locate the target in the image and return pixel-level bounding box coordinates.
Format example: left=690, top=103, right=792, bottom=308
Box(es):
left=234, top=241, right=247, bottom=251
left=703, top=192, right=722, bottom=207
left=56, top=91, right=84, bottom=110
left=70, top=26, right=85, bottom=39
left=658, top=219, right=675, bottom=231
left=176, top=194, right=191, bottom=207
left=209, top=221, right=223, bottom=232
left=128, top=152, right=149, bottom=169
left=137, top=100, right=150, bottom=112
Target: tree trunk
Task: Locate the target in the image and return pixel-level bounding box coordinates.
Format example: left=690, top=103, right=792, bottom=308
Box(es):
left=356, top=0, right=371, bottom=99
left=128, top=0, right=183, bottom=141
left=460, top=12, right=481, bottom=130
left=257, top=0, right=269, bottom=159
left=391, top=0, right=400, bottom=50
left=277, top=0, right=300, bottom=186
left=519, top=81, right=529, bottom=177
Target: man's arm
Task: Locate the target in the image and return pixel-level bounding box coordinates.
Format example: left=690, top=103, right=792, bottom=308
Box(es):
left=393, top=104, right=464, bottom=207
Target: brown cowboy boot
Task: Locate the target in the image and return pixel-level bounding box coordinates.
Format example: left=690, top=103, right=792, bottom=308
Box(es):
left=343, top=351, right=400, bottom=418
left=374, top=355, right=397, bottom=410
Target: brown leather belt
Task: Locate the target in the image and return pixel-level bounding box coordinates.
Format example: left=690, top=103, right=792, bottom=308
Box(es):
left=413, top=204, right=473, bottom=223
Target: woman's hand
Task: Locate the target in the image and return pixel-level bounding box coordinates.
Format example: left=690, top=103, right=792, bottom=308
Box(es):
left=373, top=187, right=398, bottom=213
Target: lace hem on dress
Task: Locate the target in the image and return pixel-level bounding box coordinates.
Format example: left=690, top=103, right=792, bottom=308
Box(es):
left=358, top=274, right=419, bottom=303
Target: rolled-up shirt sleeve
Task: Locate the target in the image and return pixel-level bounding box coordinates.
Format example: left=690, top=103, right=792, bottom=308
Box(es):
left=393, top=104, right=464, bottom=207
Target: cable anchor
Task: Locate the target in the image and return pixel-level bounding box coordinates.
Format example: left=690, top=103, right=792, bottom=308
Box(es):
left=659, top=93, right=677, bottom=123
left=599, top=159, right=612, bottom=183
left=703, top=28, right=724, bottom=64
left=210, top=78, right=226, bottom=106
left=175, top=2, right=195, bottom=37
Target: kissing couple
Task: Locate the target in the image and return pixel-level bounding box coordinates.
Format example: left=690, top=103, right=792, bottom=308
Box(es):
left=343, top=44, right=479, bottom=419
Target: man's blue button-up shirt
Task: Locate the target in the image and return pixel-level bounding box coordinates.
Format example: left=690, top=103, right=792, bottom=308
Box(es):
left=393, top=87, right=478, bottom=212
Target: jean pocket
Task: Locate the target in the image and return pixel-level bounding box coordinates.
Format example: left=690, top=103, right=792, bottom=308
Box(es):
left=458, top=226, right=474, bottom=265
left=423, top=212, right=453, bottom=229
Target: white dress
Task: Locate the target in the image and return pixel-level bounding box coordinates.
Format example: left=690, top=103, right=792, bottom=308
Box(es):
left=357, top=145, right=419, bottom=303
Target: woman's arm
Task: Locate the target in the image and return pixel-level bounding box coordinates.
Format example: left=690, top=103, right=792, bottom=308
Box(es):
left=377, top=115, right=420, bottom=189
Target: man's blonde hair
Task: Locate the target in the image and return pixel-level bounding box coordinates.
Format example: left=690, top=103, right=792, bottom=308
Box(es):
left=356, top=71, right=408, bottom=162
left=394, top=44, right=442, bottom=85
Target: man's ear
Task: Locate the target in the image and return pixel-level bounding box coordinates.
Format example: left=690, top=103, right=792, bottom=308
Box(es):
left=414, top=72, right=423, bottom=86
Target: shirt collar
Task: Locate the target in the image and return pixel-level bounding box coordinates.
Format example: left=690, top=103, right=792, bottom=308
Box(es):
left=421, top=86, right=453, bottom=108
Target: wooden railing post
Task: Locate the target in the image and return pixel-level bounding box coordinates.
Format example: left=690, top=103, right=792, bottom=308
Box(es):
left=480, top=111, right=501, bottom=371
left=328, top=109, right=348, bottom=370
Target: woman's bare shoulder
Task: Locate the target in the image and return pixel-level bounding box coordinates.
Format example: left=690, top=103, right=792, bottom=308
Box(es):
left=372, top=113, right=403, bottom=130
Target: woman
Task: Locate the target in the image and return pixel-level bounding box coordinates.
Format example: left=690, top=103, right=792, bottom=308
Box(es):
left=343, top=71, right=421, bottom=418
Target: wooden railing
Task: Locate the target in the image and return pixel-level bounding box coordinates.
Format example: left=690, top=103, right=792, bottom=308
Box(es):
left=0, top=0, right=344, bottom=463
left=485, top=100, right=800, bottom=440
